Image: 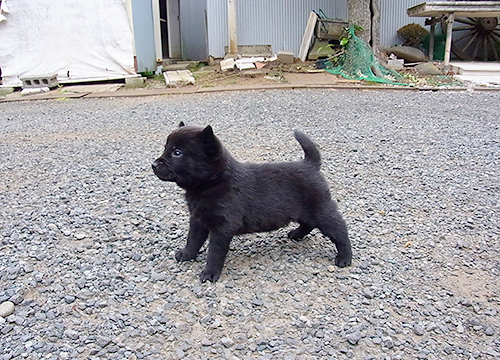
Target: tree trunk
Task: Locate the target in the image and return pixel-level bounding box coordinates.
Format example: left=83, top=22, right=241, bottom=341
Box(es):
left=348, top=0, right=380, bottom=51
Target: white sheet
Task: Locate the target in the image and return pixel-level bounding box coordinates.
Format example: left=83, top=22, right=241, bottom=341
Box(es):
left=0, top=0, right=135, bottom=86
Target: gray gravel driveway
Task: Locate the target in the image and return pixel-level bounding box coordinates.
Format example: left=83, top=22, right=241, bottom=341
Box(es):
left=0, top=89, right=499, bottom=360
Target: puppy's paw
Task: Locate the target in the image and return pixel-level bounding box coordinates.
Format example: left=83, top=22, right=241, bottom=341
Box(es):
left=175, top=248, right=197, bottom=262
left=200, top=267, right=222, bottom=283
left=335, top=254, right=352, bottom=268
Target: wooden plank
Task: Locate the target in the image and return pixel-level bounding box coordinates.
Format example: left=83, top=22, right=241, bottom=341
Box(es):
left=299, top=11, right=318, bottom=62
left=408, top=1, right=500, bottom=18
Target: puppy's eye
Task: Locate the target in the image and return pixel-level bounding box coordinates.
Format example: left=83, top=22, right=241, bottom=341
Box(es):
left=172, top=149, right=182, bottom=157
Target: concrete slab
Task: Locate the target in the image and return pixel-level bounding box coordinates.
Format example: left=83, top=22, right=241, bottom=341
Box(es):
left=450, top=61, right=500, bottom=86
left=454, top=73, right=500, bottom=86
left=164, top=70, right=195, bottom=86
left=2, top=90, right=89, bottom=102
left=61, top=84, right=123, bottom=93
left=450, top=61, right=500, bottom=72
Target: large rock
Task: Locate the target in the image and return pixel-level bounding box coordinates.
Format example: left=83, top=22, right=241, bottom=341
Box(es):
left=415, top=62, right=443, bottom=75
left=383, top=46, right=426, bottom=62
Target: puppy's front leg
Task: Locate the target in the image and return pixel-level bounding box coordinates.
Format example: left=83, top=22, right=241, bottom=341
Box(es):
left=175, top=217, right=209, bottom=262
left=200, top=233, right=232, bottom=283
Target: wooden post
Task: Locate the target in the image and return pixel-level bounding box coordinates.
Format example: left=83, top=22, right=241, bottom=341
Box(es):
left=444, top=12, right=454, bottom=67
left=429, top=18, right=435, bottom=61
left=227, top=0, right=238, bottom=57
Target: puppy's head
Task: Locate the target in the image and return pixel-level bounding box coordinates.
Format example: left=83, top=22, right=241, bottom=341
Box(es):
left=152, top=123, right=224, bottom=190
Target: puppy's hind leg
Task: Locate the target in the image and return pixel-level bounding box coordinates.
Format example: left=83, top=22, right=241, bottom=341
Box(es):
left=316, top=208, right=352, bottom=267
left=175, top=217, right=209, bottom=262
left=288, top=222, right=314, bottom=240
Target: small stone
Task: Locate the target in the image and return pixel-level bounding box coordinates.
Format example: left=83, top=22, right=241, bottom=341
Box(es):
left=461, top=299, right=472, bottom=307
left=456, top=324, right=465, bottom=333
left=174, top=348, right=185, bottom=359
left=201, top=338, right=213, bottom=346
left=327, top=265, right=336, bottom=272
left=417, top=351, right=429, bottom=359
left=1, top=324, right=13, bottom=334
left=381, top=337, right=394, bottom=349
left=64, top=329, right=80, bottom=340
left=132, top=253, right=142, bottom=261
left=64, top=295, right=76, bottom=304
left=7, top=315, right=24, bottom=325
left=251, top=299, right=264, bottom=306
left=413, top=324, right=425, bottom=336
left=221, top=337, right=234, bottom=348
left=346, top=331, right=363, bottom=345
left=74, top=233, right=87, bottom=240
left=97, top=336, right=112, bottom=348
left=199, top=314, right=212, bottom=325
left=9, top=294, right=24, bottom=305
left=484, top=326, right=495, bottom=336
left=362, top=288, right=374, bottom=299
left=0, top=301, right=15, bottom=318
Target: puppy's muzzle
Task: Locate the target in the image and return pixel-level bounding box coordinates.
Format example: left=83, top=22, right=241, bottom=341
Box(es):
left=151, top=158, right=165, bottom=171
left=152, top=158, right=173, bottom=181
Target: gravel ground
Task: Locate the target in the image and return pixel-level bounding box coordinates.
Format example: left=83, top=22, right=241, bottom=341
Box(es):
left=0, top=89, right=499, bottom=360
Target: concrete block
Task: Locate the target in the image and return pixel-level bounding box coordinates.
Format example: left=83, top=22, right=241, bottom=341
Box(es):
left=386, top=59, right=404, bottom=71
left=20, top=74, right=58, bottom=89
left=163, top=70, right=195, bottom=86
left=220, top=58, right=235, bottom=71
left=278, top=51, right=295, bottom=64
left=125, top=76, right=146, bottom=88
left=235, top=59, right=256, bottom=70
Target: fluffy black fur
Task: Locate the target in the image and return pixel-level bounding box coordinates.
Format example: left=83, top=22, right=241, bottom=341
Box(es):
left=152, top=124, right=352, bottom=282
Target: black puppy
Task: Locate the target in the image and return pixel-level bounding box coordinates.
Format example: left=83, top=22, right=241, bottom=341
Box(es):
left=152, top=124, right=352, bottom=282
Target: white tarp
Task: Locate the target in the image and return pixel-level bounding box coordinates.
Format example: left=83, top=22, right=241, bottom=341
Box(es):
left=0, top=0, right=136, bottom=87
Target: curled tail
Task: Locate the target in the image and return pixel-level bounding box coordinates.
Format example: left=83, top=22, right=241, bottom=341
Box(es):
left=294, top=130, right=321, bottom=169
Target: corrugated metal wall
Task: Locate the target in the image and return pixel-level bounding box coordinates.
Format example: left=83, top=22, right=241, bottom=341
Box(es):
left=379, top=0, right=427, bottom=46
left=206, top=0, right=348, bottom=58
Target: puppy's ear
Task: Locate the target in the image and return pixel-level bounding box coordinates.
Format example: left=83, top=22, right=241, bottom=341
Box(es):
left=198, top=125, right=220, bottom=157
left=178, top=121, right=185, bottom=127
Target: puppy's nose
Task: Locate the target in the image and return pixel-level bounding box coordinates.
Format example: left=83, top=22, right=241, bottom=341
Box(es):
left=152, top=159, right=163, bottom=170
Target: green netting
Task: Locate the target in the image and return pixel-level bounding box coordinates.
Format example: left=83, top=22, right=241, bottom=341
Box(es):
left=325, top=25, right=409, bottom=86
